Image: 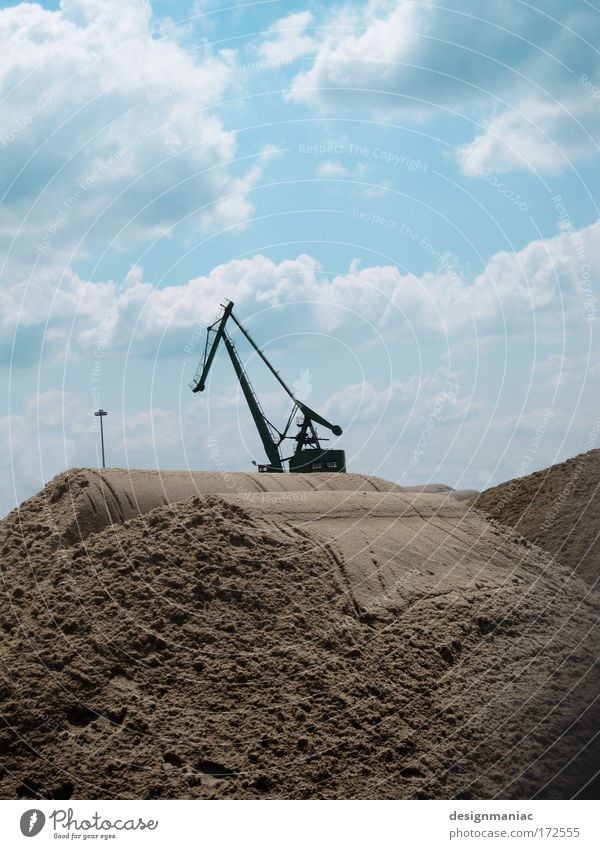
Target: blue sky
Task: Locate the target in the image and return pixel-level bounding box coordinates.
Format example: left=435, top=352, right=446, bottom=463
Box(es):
left=2, top=0, right=600, bottom=513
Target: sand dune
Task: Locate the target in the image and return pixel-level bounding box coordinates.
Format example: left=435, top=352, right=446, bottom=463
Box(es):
left=0, top=468, right=598, bottom=800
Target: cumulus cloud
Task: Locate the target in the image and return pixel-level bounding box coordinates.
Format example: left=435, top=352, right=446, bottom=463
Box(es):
left=287, top=1, right=591, bottom=109
left=457, top=93, right=600, bottom=175
left=322, top=367, right=467, bottom=423
left=258, top=11, right=317, bottom=64
left=282, top=0, right=600, bottom=172
left=2, top=215, right=597, bottom=367
left=0, top=390, right=89, bottom=515
left=0, top=0, right=260, bottom=273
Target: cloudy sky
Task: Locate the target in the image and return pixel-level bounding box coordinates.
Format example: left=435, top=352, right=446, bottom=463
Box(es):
left=2, top=0, right=600, bottom=514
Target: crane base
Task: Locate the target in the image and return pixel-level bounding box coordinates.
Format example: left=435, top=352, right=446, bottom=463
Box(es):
left=289, top=449, right=346, bottom=473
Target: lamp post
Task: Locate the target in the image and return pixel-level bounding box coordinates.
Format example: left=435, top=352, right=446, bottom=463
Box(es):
left=94, top=409, right=108, bottom=469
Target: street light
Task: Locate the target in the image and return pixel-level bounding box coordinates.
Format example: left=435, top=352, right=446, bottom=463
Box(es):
left=94, top=409, right=108, bottom=469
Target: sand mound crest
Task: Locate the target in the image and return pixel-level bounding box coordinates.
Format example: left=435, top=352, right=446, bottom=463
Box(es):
left=13, top=467, right=471, bottom=545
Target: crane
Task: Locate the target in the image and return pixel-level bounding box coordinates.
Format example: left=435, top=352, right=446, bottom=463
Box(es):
left=190, top=301, right=346, bottom=473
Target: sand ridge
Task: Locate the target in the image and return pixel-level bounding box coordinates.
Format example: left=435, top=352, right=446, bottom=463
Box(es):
left=26, top=467, right=475, bottom=546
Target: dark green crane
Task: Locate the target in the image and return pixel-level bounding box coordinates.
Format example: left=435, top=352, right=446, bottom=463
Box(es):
left=190, top=301, right=346, bottom=473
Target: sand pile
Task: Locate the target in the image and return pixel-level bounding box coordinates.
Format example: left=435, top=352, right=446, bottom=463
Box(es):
left=473, top=449, right=600, bottom=584
left=0, top=468, right=598, bottom=800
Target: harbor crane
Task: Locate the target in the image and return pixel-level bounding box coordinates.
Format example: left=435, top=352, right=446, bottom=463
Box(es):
left=190, top=301, right=346, bottom=473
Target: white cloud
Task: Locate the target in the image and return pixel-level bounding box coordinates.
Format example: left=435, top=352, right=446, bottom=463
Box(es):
left=282, top=1, right=600, bottom=172
left=0, top=390, right=91, bottom=515
left=2, top=214, right=598, bottom=370
left=315, top=160, right=350, bottom=178
left=258, top=11, right=316, bottom=64
left=26, top=389, right=91, bottom=432
left=0, top=0, right=260, bottom=273
left=457, top=93, right=600, bottom=175
left=323, top=367, right=464, bottom=422
left=286, top=1, right=590, bottom=110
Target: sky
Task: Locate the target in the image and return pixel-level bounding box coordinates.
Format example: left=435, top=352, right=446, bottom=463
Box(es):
left=1, top=0, right=600, bottom=514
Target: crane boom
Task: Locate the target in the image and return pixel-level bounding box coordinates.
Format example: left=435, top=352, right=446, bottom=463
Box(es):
left=190, top=300, right=346, bottom=473
left=222, top=335, right=283, bottom=471
left=191, top=301, right=233, bottom=393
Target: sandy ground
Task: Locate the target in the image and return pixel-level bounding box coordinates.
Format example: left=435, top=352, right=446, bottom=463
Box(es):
left=473, top=449, right=600, bottom=585
left=0, top=468, right=598, bottom=799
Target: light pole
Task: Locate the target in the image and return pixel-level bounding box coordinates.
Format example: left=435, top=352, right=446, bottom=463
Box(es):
left=94, top=409, right=108, bottom=469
